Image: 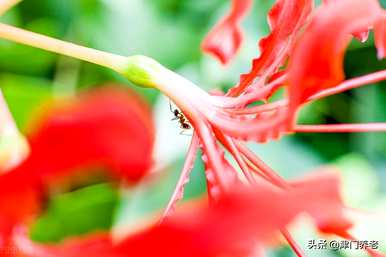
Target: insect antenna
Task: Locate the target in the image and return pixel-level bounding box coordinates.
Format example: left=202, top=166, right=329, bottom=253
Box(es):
left=168, top=99, right=174, bottom=113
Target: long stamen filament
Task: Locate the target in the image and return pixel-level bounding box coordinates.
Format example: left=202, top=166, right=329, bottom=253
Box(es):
left=232, top=141, right=307, bottom=257
left=309, top=70, right=386, bottom=101
left=225, top=70, right=386, bottom=116
left=281, top=228, right=308, bottom=257
left=214, top=130, right=256, bottom=184
left=295, top=123, right=386, bottom=133
left=235, top=142, right=290, bottom=189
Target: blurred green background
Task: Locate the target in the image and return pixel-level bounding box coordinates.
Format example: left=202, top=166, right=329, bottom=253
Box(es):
left=0, top=0, right=385, bottom=256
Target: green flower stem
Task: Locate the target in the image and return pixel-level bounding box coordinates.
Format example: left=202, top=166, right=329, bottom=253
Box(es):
left=0, top=23, right=213, bottom=106
left=0, top=23, right=128, bottom=73
left=0, top=23, right=149, bottom=88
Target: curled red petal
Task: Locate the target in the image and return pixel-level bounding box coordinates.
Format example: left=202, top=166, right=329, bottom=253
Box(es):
left=201, top=0, right=253, bottom=65
left=323, top=0, right=372, bottom=43
left=16, top=86, right=154, bottom=185
left=228, top=0, right=313, bottom=96
left=288, top=0, right=383, bottom=115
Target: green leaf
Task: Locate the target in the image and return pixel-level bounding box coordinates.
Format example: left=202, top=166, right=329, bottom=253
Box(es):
left=0, top=73, right=53, bottom=131
left=30, top=183, right=119, bottom=243
left=0, top=18, right=58, bottom=75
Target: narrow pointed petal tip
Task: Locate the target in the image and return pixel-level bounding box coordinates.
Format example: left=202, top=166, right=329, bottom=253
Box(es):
left=201, top=0, right=253, bottom=65
left=201, top=23, right=243, bottom=65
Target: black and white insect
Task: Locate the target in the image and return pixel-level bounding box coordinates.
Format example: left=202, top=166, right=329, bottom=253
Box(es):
left=169, top=101, right=192, bottom=134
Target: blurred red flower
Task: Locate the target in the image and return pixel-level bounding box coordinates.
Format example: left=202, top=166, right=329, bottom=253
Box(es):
left=15, top=171, right=349, bottom=257
left=0, top=86, right=154, bottom=256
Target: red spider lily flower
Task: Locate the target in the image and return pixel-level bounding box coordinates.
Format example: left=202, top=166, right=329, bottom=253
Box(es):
left=15, top=86, right=154, bottom=185
left=0, top=0, right=383, bottom=256
left=15, top=171, right=350, bottom=257
left=199, top=0, right=386, bottom=140
left=127, top=0, right=386, bottom=256
left=201, top=0, right=253, bottom=65
left=155, top=0, right=313, bottom=147
left=0, top=86, right=154, bottom=256
left=135, top=0, right=386, bottom=199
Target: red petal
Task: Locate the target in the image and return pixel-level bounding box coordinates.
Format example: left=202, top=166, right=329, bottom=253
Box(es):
left=375, top=12, right=386, bottom=59
left=162, top=134, right=200, bottom=219
left=352, top=30, right=370, bottom=43
left=200, top=138, right=239, bottom=201
left=0, top=171, right=40, bottom=257
left=19, top=86, right=154, bottom=185
left=287, top=0, right=383, bottom=114
left=289, top=169, right=352, bottom=237
left=323, top=0, right=372, bottom=43
left=229, top=0, right=313, bottom=96
left=0, top=171, right=40, bottom=235
left=15, top=232, right=119, bottom=257
left=115, top=172, right=348, bottom=257
left=201, top=0, right=253, bottom=65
